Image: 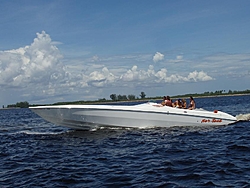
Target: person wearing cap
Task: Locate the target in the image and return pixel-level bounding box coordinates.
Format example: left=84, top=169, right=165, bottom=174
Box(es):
left=173, top=98, right=183, bottom=108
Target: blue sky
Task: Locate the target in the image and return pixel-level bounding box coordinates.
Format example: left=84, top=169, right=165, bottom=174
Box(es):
left=0, top=0, right=250, bottom=106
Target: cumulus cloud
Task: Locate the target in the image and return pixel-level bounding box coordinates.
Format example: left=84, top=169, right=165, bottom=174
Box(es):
left=153, top=52, right=164, bottom=63
left=186, top=71, right=213, bottom=82
left=0, top=31, right=64, bottom=88
left=0, top=31, right=216, bottom=104
left=169, top=55, right=184, bottom=63
left=91, top=55, right=99, bottom=62
left=176, top=55, right=183, bottom=60
left=120, top=66, right=139, bottom=81
left=88, top=67, right=117, bottom=87
left=120, top=65, right=156, bottom=82
left=119, top=65, right=213, bottom=84
left=0, top=32, right=209, bottom=88
left=154, top=68, right=168, bottom=82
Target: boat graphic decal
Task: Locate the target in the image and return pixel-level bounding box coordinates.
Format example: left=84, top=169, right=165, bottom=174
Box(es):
left=201, top=119, right=222, bottom=123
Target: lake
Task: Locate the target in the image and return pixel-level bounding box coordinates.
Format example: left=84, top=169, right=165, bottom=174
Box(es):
left=1, top=95, right=250, bottom=187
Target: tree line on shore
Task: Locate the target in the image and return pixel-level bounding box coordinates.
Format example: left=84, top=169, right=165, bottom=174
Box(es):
left=4, top=89, right=250, bottom=108
left=5, top=101, right=29, bottom=108
left=109, top=92, right=146, bottom=101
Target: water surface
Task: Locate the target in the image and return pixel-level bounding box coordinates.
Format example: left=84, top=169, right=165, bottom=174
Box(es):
left=1, top=95, right=250, bottom=187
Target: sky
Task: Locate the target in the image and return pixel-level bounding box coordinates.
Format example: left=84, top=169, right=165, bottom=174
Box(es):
left=0, top=0, right=250, bottom=106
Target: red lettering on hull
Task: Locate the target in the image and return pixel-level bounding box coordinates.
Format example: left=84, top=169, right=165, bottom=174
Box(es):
left=201, top=119, right=222, bottom=123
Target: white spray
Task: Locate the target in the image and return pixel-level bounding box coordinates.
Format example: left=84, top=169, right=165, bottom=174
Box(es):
left=236, top=113, right=250, bottom=121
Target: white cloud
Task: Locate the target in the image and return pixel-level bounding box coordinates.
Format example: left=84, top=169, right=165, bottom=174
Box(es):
left=119, top=65, right=212, bottom=84
left=120, top=65, right=139, bottom=82
left=186, top=71, right=213, bottom=82
left=192, top=53, right=250, bottom=78
left=155, top=68, right=167, bottom=82
left=176, top=55, right=183, bottom=60
left=169, top=55, right=184, bottom=63
left=0, top=31, right=64, bottom=88
left=88, top=67, right=117, bottom=87
left=153, top=52, right=164, bottom=63
left=91, top=55, right=99, bottom=62
left=0, top=31, right=217, bottom=104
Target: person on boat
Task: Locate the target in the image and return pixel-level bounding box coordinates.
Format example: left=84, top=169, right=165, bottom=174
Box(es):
left=165, top=96, right=173, bottom=107
left=172, top=99, right=177, bottom=107
left=182, top=99, right=187, bottom=108
left=173, top=99, right=183, bottom=108
left=188, top=96, right=196, bottom=110
left=161, top=96, right=167, bottom=106
left=158, top=96, right=173, bottom=107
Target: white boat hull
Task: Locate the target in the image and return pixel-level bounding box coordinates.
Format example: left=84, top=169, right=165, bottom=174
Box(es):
left=30, top=102, right=237, bottom=130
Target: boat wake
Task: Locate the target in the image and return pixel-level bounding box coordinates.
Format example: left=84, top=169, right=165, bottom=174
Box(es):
left=17, top=130, right=69, bottom=135
left=236, top=113, right=250, bottom=121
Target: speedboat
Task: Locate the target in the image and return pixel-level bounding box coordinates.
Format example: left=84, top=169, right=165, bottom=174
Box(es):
left=29, top=102, right=237, bottom=130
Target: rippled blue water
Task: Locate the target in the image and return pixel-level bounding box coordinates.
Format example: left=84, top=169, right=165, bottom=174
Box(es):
left=1, top=95, right=250, bottom=187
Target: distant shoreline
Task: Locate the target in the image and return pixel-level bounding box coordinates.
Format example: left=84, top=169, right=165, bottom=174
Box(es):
left=176, top=93, right=250, bottom=99
left=1, top=93, right=250, bottom=109
left=0, top=107, right=21, bottom=110
left=90, top=93, right=250, bottom=104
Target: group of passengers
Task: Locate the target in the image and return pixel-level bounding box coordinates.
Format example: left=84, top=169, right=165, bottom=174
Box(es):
left=161, top=96, right=196, bottom=110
